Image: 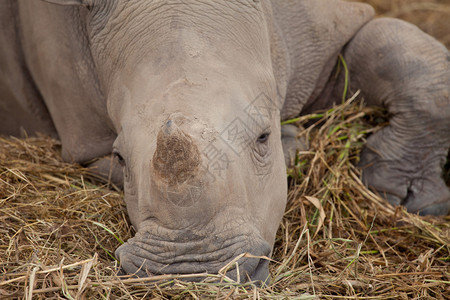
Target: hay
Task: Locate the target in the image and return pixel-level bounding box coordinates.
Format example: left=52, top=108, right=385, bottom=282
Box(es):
left=1, top=93, right=449, bottom=299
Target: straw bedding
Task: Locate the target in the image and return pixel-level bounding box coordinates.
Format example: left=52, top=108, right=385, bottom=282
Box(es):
left=1, top=1, right=449, bottom=298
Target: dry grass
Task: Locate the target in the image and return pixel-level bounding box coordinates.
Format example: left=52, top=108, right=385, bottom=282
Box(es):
left=1, top=93, right=449, bottom=299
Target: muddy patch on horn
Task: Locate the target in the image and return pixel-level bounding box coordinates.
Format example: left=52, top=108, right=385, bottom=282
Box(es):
left=152, top=119, right=201, bottom=186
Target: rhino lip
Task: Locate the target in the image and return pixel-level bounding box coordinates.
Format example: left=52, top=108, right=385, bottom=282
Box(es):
left=116, top=246, right=270, bottom=282
left=115, top=227, right=272, bottom=282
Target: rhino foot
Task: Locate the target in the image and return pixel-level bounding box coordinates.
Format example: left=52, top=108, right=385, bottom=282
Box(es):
left=359, top=134, right=450, bottom=216
left=85, top=155, right=124, bottom=189
left=281, top=124, right=309, bottom=168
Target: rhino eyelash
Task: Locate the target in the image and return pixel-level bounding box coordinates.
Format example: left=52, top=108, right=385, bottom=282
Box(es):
left=256, top=132, right=270, bottom=143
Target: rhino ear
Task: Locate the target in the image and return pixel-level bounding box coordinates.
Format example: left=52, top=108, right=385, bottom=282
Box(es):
left=41, top=0, right=92, bottom=6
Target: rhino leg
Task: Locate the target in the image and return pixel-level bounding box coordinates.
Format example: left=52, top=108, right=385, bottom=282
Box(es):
left=281, top=124, right=309, bottom=168
left=343, top=18, right=450, bottom=215
left=0, top=1, right=57, bottom=138
left=86, top=155, right=124, bottom=189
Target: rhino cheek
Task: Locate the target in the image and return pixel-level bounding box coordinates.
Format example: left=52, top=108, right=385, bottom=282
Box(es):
left=244, top=125, right=288, bottom=246
left=121, top=173, right=141, bottom=231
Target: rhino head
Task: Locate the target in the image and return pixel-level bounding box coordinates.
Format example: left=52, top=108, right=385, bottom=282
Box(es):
left=46, top=0, right=287, bottom=282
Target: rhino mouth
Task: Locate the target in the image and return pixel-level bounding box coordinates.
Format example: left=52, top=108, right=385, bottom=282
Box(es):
left=115, top=225, right=271, bottom=283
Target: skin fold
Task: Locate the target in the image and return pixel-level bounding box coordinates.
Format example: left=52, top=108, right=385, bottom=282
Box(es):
left=0, top=0, right=448, bottom=282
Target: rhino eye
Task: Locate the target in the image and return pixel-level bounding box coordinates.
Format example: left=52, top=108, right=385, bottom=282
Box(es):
left=113, top=149, right=126, bottom=166
left=257, top=132, right=270, bottom=143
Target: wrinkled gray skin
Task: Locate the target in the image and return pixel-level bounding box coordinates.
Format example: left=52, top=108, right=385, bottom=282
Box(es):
left=1, top=0, right=449, bottom=283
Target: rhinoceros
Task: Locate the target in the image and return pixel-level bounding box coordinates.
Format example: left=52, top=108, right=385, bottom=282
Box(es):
left=1, top=0, right=449, bottom=283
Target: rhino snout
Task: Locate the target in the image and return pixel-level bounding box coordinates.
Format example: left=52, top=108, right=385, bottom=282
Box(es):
left=114, top=227, right=272, bottom=283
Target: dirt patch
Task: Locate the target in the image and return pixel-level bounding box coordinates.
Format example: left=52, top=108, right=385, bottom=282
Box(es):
left=152, top=121, right=201, bottom=186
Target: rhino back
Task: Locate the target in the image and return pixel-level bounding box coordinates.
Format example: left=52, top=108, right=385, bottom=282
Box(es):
left=271, top=0, right=374, bottom=120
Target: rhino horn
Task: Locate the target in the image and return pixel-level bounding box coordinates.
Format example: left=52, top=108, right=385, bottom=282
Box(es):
left=152, top=119, right=201, bottom=186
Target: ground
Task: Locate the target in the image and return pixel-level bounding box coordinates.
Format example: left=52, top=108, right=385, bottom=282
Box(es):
left=1, top=1, right=449, bottom=299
